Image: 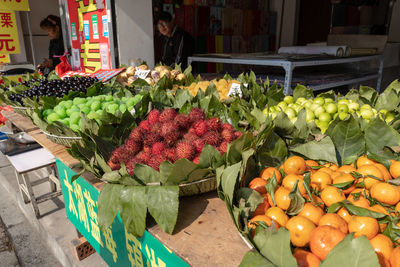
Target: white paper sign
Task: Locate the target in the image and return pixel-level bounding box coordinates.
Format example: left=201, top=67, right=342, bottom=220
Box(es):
left=228, top=83, right=243, bottom=98
left=72, top=48, right=80, bottom=69
left=99, top=43, right=109, bottom=69
left=134, top=68, right=150, bottom=79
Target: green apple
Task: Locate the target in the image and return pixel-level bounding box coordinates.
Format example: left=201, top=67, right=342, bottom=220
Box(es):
left=338, top=104, right=349, bottom=113
left=277, top=101, right=288, bottom=111
left=304, top=101, right=312, bottom=109
left=106, top=103, right=119, bottom=114
left=54, top=106, right=67, bottom=119
left=284, top=107, right=297, bottom=119
left=91, top=100, right=101, bottom=111
left=296, top=97, right=306, bottom=105
left=70, top=112, right=81, bottom=125
left=305, top=108, right=315, bottom=122
left=338, top=99, right=349, bottom=105
left=338, top=112, right=349, bottom=120
left=310, top=103, right=321, bottom=112
left=73, top=97, right=86, bottom=105
left=324, top=98, right=334, bottom=104
left=66, top=106, right=80, bottom=116
left=284, top=95, right=294, bottom=104
left=119, top=104, right=127, bottom=113
left=360, top=108, right=374, bottom=120
left=263, top=108, right=269, bottom=117
left=60, top=118, right=70, bottom=126
left=291, top=103, right=302, bottom=113
left=379, top=109, right=388, bottom=115
left=126, top=98, right=138, bottom=108
left=313, top=97, right=325, bottom=106
left=105, top=95, right=114, bottom=102
left=43, top=109, right=53, bottom=117
left=348, top=102, right=360, bottom=112
left=47, top=113, right=60, bottom=123
left=325, top=103, right=338, bottom=114
left=87, top=111, right=100, bottom=120
left=80, top=106, right=90, bottom=115
left=385, top=112, right=395, bottom=123
left=319, top=112, right=332, bottom=122
left=314, top=106, right=326, bottom=118
left=360, top=104, right=372, bottom=110
left=70, top=123, right=80, bottom=132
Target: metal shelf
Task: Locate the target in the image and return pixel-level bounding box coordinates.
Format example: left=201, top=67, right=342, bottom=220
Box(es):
left=188, top=54, right=384, bottom=94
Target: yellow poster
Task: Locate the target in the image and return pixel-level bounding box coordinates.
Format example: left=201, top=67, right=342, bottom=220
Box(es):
left=0, top=0, right=29, bottom=11
left=0, top=54, right=9, bottom=63
left=0, top=11, right=20, bottom=54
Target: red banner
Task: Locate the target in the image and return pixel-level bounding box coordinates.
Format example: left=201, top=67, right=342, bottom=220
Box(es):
left=66, top=0, right=112, bottom=73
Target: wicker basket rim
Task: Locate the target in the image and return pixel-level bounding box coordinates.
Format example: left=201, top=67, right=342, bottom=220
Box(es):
left=42, top=130, right=82, bottom=140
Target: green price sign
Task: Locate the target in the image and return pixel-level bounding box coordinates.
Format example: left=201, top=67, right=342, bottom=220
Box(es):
left=57, top=159, right=188, bottom=267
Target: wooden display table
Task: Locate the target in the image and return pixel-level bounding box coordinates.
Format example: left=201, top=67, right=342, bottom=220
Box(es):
left=2, top=111, right=249, bottom=266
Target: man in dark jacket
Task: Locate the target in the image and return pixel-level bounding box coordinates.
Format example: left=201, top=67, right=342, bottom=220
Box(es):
left=157, top=12, right=194, bottom=69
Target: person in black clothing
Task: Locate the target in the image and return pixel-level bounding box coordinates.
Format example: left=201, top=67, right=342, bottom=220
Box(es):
left=156, top=12, right=194, bottom=69
left=37, top=15, right=65, bottom=70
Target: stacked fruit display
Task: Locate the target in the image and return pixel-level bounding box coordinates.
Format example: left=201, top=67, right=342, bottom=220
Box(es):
left=117, top=64, right=186, bottom=86
left=43, top=94, right=142, bottom=132
left=247, top=155, right=400, bottom=266
left=107, top=108, right=241, bottom=174
left=181, top=79, right=241, bottom=101
left=263, top=95, right=395, bottom=132
left=7, top=76, right=99, bottom=106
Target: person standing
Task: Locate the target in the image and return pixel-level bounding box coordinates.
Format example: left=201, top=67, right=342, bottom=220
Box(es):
left=37, top=15, right=65, bottom=71
left=156, top=12, right=194, bottom=69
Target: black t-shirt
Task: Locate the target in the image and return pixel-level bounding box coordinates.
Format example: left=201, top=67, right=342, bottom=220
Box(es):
left=48, top=36, right=65, bottom=69
left=162, top=26, right=194, bottom=69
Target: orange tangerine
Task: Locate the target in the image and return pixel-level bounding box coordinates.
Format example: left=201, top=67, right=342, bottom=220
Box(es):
left=338, top=164, right=357, bottom=174
left=318, top=167, right=334, bottom=176
left=286, top=215, right=316, bottom=247
left=249, top=177, right=268, bottom=195
left=375, top=163, right=392, bottom=181
left=318, top=213, right=348, bottom=234
left=253, top=196, right=270, bottom=217
left=389, top=161, right=400, bottom=179
left=357, top=155, right=377, bottom=167
left=265, top=207, right=289, bottom=227
left=370, top=182, right=400, bottom=206
left=389, top=247, right=400, bottom=267
left=348, top=216, right=379, bottom=239
left=337, top=207, right=351, bottom=223
left=274, top=186, right=292, bottom=210
left=298, top=203, right=325, bottom=225
left=321, top=186, right=345, bottom=207
left=347, top=192, right=370, bottom=208
left=332, top=173, right=356, bottom=195
left=260, top=167, right=282, bottom=183
left=283, top=156, right=307, bottom=175
left=311, top=171, right=332, bottom=191
left=357, top=165, right=384, bottom=189
left=309, top=225, right=346, bottom=260
left=293, top=248, right=321, bottom=267
left=282, top=174, right=306, bottom=194
left=370, top=234, right=394, bottom=261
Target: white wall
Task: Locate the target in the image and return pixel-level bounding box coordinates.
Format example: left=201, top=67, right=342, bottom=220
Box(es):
left=270, top=0, right=298, bottom=49
left=19, top=0, right=60, bottom=66
left=114, top=0, right=154, bottom=67
left=388, top=0, right=400, bottom=42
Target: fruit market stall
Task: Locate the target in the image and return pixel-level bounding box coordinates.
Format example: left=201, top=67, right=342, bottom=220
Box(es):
left=1, top=66, right=400, bottom=267
left=1, top=110, right=250, bottom=266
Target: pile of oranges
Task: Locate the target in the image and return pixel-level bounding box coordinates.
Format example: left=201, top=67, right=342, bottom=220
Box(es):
left=248, top=155, right=400, bottom=267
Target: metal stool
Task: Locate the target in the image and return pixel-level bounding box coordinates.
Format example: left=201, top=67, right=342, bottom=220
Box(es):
left=7, top=148, right=62, bottom=218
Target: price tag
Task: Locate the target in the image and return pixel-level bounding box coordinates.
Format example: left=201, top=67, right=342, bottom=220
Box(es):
left=134, top=68, right=150, bottom=79
left=228, top=83, right=243, bottom=98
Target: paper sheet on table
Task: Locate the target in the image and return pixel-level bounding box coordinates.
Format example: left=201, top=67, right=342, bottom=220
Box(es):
left=278, top=46, right=351, bottom=57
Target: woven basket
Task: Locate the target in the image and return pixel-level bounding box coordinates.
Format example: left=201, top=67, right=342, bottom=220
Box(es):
left=10, top=106, right=31, bottom=117
left=178, top=176, right=217, bottom=196
left=43, top=131, right=82, bottom=147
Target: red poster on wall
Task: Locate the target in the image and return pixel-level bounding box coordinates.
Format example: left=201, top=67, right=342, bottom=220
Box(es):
left=66, top=0, right=113, bottom=73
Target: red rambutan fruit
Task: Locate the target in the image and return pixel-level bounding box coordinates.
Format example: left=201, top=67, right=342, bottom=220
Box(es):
left=124, top=139, right=142, bottom=155
left=175, top=113, right=191, bottom=129
left=176, top=141, right=195, bottom=160
left=135, top=151, right=151, bottom=164
left=142, top=146, right=151, bottom=154
left=109, top=147, right=125, bottom=163
left=148, top=154, right=167, bottom=171
left=193, top=138, right=205, bottom=153
left=234, top=131, right=242, bottom=139
left=151, top=122, right=162, bottom=135
left=193, top=120, right=208, bottom=136
left=129, top=127, right=144, bottom=143
left=206, top=117, right=222, bottom=131
left=143, top=132, right=161, bottom=146
left=152, top=142, right=166, bottom=155
left=188, top=127, right=196, bottom=134
left=107, top=160, right=121, bottom=171
left=203, top=131, right=222, bottom=146
left=163, top=148, right=178, bottom=162
left=148, top=109, right=160, bottom=125
left=159, top=108, right=177, bottom=123
left=139, top=120, right=151, bottom=131
left=183, top=132, right=198, bottom=142
left=192, top=154, right=201, bottom=164
left=160, top=121, right=179, bottom=139
left=222, top=123, right=234, bottom=132
left=221, top=129, right=235, bottom=143
left=219, top=141, right=228, bottom=153
left=188, top=108, right=206, bottom=122
left=126, top=158, right=137, bottom=176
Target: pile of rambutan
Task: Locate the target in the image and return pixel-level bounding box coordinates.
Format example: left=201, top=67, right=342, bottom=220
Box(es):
left=107, top=108, right=242, bottom=175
